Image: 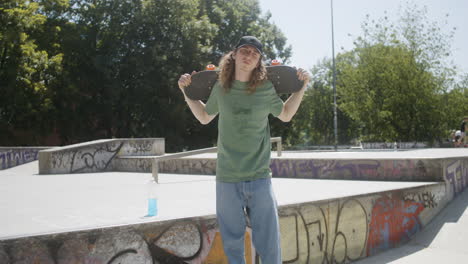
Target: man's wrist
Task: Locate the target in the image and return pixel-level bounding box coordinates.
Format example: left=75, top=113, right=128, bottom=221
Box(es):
left=295, top=86, right=306, bottom=94
left=183, top=93, right=195, bottom=103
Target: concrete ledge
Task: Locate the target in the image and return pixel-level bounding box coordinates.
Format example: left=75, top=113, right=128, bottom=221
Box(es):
left=270, top=158, right=443, bottom=181
left=362, top=142, right=428, bottom=149
left=146, top=150, right=466, bottom=183
left=38, top=138, right=164, bottom=174
left=0, top=175, right=449, bottom=263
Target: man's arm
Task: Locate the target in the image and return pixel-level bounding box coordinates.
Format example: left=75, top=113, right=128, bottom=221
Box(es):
left=184, top=95, right=217, bottom=125
left=277, top=68, right=310, bottom=122
left=178, top=73, right=217, bottom=125
left=277, top=88, right=305, bottom=122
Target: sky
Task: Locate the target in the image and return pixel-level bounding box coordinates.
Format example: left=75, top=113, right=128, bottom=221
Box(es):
left=257, top=0, right=468, bottom=76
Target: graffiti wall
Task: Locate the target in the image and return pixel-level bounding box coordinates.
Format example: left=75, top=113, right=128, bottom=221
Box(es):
left=361, top=142, right=427, bottom=149
left=444, top=158, right=468, bottom=199
left=38, top=138, right=165, bottom=174
left=0, top=183, right=448, bottom=264
left=114, top=157, right=153, bottom=173
left=278, top=183, right=447, bottom=263
left=154, top=158, right=443, bottom=182
left=0, top=147, right=49, bottom=170
left=159, top=159, right=217, bottom=175
left=112, top=158, right=217, bottom=175
left=270, top=159, right=442, bottom=181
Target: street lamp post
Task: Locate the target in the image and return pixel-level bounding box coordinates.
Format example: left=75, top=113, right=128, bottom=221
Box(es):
left=330, top=0, right=338, bottom=151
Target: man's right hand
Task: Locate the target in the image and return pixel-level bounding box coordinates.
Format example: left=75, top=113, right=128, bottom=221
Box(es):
left=177, top=71, right=196, bottom=93
left=177, top=71, right=216, bottom=125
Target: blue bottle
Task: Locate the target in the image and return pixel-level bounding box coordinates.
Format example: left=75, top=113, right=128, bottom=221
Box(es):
left=147, top=180, right=158, bottom=217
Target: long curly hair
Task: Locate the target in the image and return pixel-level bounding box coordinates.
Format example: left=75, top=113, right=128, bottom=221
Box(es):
left=218, top=50, right=267, bottom=94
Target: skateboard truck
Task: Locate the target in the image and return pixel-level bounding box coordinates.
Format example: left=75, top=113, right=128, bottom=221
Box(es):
left=271, top=59, right=281, bottom=66
left=206, top=64, right=216, bottom=71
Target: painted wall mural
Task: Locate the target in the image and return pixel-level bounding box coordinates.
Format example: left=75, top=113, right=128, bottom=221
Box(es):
left=0, top=184, right=448, bottom=264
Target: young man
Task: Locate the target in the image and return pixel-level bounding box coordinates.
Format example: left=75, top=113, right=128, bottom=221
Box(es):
left=178, top=36, right=309, bottom=263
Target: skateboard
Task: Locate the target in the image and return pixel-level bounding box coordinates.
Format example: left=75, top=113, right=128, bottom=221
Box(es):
left=184, top=60, right=305, bottom=100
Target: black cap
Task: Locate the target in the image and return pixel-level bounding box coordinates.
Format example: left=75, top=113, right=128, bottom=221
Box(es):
left=235, top=36, right=263, bottom=55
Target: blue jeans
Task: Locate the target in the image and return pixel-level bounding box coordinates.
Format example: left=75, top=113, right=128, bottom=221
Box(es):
left=216, top=178, right=282, bottom=264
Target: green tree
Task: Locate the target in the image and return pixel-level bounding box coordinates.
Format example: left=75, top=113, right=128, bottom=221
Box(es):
left=1, top=0, right=292, bottom=150
left=288, top=58, right=359, bottom=147
left=199, top=0, right=291, bottom=63
left=338, top=44, right=442, bottom=141
left=0, top=0, right=67, bottom=144
left=444, top=74, right=468, bottom=134
left=336, top=3, right=458, bottom=143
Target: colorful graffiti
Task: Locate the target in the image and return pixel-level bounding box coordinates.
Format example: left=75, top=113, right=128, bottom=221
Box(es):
left=0, top=220, right=256, bottom=264
left=279, top=198, right=368, bottom=263
left=0, top=185, right=446, bottom=264
left=366, top=195, right=424, bottom=256
left=5, top=138, right=466, bottom=262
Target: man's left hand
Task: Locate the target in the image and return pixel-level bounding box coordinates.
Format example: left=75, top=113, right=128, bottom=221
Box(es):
left=296, top=68, right=310, bottom=89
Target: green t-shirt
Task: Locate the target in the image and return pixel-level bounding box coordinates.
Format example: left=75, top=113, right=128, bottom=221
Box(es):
left=205, top=79, right=284, bottom=182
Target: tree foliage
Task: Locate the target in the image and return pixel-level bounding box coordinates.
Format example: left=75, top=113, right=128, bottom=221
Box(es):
left=1, top=0, right=291, bottom=150
left=288, top=58, right=359, bottom=147
left=444, top=74, right=468, bottom=132
left=335, top=3, right=464, bottom=143
left=338, top=44, right=445, bottom=142
left=1, top=0, right=67, bottom=143
left=286, top=3, right=466, bottom=147
left=3, top=1, right=465, bottom=148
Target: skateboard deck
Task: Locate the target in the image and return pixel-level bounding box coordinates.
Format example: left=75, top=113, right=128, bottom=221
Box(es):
left=184, top=65, right=304, bottom=100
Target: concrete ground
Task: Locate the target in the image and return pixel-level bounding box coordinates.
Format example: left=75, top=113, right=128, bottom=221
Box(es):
left=354, top=187, right=468, bottom=264
left=0, top=161, right=433, bottom=240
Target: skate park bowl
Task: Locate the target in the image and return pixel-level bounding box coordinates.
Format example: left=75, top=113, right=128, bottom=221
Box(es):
left=0, top=138, right=467, bottom=263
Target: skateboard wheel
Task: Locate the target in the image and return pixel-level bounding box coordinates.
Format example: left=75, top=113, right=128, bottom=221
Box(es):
left=271, top=60, right=281, bottom=66
left=206, top=64, right=216, bottom=71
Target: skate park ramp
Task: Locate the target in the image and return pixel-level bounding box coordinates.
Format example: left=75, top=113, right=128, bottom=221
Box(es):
left=0, top=138, right=466, bottom=263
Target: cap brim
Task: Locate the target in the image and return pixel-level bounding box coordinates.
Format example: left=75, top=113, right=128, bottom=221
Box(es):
left=236, top=44, right=263, bottom=56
